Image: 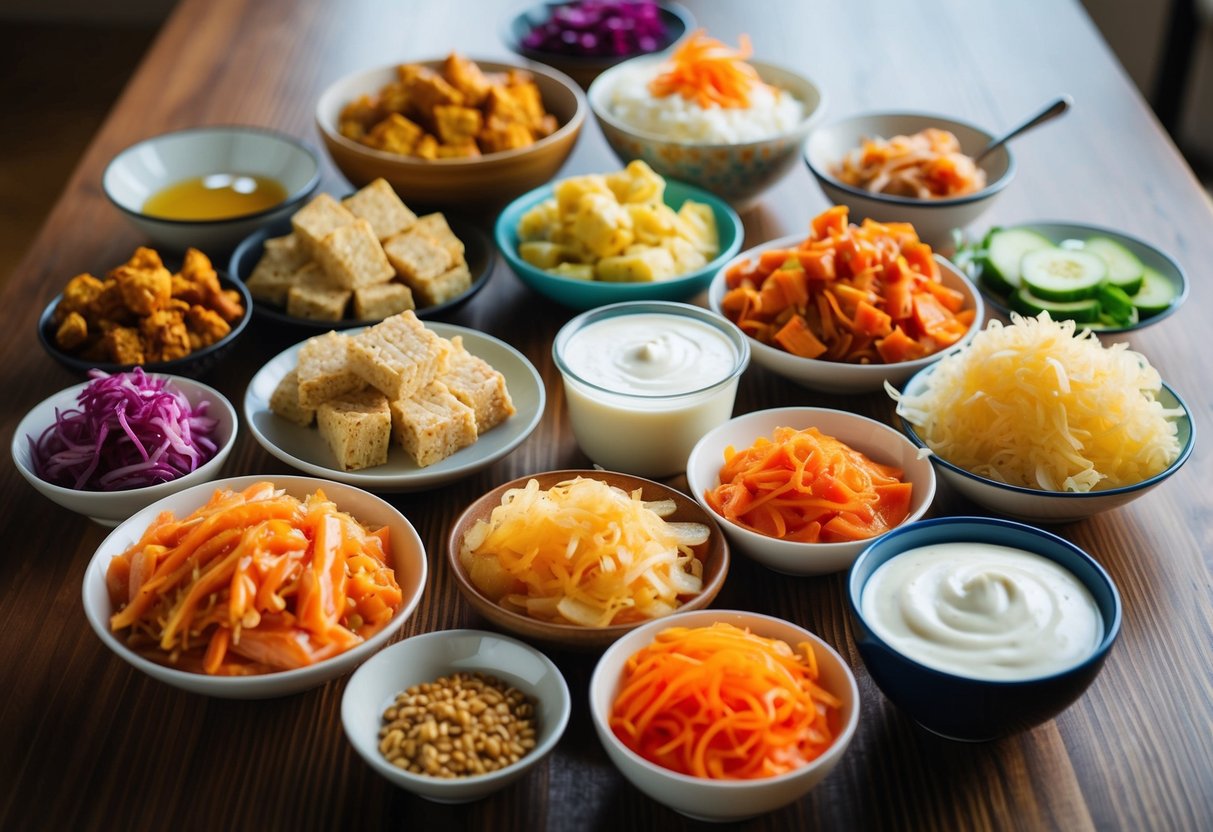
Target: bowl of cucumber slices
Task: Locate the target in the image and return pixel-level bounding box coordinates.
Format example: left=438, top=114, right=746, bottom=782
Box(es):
left=962, top=222, right=1187, bottom=333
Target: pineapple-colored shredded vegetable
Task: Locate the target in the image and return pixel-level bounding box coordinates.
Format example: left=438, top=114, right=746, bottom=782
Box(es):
left=459, top=477, right=707, bottom=627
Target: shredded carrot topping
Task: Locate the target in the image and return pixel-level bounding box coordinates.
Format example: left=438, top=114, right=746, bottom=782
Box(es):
left=105, top=482, right=403, bottom=675
left=609, top=622, right=842, bottom=779
left=647, top=30, right=768, bottom=109
left=705, top=426, right=912, bottom=543
left=721, top=205, right=976, bottom=364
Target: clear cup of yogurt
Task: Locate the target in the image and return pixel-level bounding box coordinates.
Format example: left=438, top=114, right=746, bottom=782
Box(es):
left=553, top=301, right=750, bottom=478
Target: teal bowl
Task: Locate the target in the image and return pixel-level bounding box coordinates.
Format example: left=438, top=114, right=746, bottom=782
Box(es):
left=494, top=178, right=742, bottom=311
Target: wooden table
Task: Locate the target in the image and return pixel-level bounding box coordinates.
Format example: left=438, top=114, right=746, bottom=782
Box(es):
left=2, top=1, right=1210, bottom=829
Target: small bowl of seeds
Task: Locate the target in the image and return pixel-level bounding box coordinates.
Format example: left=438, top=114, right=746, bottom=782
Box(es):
left=341, top=629, right=571, bottom=802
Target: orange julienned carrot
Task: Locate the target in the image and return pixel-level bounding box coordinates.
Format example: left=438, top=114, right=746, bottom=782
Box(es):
left=609, top=623, right=842, bottom=779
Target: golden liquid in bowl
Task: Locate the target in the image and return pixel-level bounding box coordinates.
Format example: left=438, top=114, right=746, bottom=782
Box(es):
left=142, top=173, right=287, bottom=220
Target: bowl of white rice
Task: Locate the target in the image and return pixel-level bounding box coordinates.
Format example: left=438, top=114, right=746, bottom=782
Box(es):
left=588, top=55, right=824, bottom=207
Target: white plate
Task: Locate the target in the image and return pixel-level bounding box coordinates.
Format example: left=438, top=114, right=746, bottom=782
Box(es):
left=244, top=323, right=544, bottom=491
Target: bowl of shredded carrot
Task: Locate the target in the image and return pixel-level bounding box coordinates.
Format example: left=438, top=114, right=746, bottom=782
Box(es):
left=804, top=111, right=1015, bottom=248
left=448, top=470, right=729, bottom=649
left=82, top=475, right=427, bottom=698
left=590, top=609, right=860, bottom=821
left=708, top=205, right=984, bottom=394
left=686, top=407, right=936, bottom=576
left=588, top=32, right=825, bottom=206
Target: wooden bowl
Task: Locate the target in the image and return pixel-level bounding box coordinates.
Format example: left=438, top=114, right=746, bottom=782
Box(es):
left=315, top=58, right=586, bottom=209
left=447, top=469, right=729, bottom=650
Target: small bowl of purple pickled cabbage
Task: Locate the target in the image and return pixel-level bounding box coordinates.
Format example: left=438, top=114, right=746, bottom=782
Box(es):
left=503, top=0, right=693, bottom=89
left=12, top=369, right=238, bottom=526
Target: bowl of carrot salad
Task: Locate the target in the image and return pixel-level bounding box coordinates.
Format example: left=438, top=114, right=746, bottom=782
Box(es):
left=804, top=111, right=1015, bottom=248
left=589, top=609, right=859, bottom=822
left=708, top=205, right=984, bottom=394
left=686, top=407, right=935, bottom=576
left=82, top=475, right=427, bottom=698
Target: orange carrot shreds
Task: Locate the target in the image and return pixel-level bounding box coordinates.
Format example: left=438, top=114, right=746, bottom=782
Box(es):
left=104, top=483, right=403, bottom=676
left=610, top=622, right=843, bottom=779
left=829, top=128, right=988, bottom=199
left=704, top=426, right=912, bottom=543
left=646, top=30, right=769, bottom=109
left=721, top=206, right=976, bottom=365
left=458, top=477, right=710, bottom=627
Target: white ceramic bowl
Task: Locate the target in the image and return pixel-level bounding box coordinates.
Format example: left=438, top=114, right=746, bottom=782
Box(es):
left=804, top=112, right=1015, bottom=247
left=82, top=475, right=428, bottom=698
left=898, top=369, right=1195, bottom=523
left=708, top=235, right=984, bottom=394
left=102, top=126, right=321, bottom=253
left=589, top=609, right=860, bottom=822
left=11, top=375, right=238, bottom=526
left=686, top=407, right=936, bottom=575
left=342, top=629, right=571, bottom=802
left=589, top=57, right=825, bottom=207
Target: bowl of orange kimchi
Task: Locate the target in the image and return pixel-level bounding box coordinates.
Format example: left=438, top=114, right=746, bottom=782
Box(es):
left=707, top=205, right=985, bottom=394
left=803, top=111, right=1015, bottom=248
left=686, top=407, right=936, bottom=576
left=82, top=475, right=427, bottom=698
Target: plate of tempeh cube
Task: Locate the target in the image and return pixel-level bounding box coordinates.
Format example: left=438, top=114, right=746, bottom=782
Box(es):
left=230, top=178, right=494, bottom=329
left=244, top=311, right=544, bottom=490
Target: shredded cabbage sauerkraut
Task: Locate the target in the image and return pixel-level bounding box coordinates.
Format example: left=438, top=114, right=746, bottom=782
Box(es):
left=459, top=477, right=707, bottom=627
left=890, top=313, right=1182, bottom=492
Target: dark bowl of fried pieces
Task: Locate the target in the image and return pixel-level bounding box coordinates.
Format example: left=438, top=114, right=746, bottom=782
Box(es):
left=38, top=246, right=252, bottom=378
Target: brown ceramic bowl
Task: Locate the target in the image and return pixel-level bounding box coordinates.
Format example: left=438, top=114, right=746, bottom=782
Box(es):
left=447, top=469, right=729, bottom=650
left=315, top=58, right=587, bottom=209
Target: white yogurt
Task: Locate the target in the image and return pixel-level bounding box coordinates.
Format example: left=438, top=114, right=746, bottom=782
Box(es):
left=861, top=541, right=1102, bottom=681
left=554, top=304, right=748, bottom=477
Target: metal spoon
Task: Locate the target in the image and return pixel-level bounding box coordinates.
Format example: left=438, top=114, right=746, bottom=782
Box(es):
left=975, top=96, right=1073, bottom=162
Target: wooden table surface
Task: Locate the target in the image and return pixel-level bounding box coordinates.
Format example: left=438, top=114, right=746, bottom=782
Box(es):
left=2, top=1, right=1211, bottom=829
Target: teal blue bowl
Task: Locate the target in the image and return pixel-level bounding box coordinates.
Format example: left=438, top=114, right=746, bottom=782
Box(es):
left=494, top=178, right=743, bottom=311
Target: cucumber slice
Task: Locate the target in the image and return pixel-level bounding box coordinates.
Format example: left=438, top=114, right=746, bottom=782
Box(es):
left=1084, top=236, right=1145, bottom=295
left=1011, top=287, right=1103, bottom=323
left=1096, top=283, right=1136, bottom=325
left=1131, top=267, right=1178, bottom=318
left=1020, top=248, right=1108, bottom=301
left=979, top=228, right=1054, bottom=295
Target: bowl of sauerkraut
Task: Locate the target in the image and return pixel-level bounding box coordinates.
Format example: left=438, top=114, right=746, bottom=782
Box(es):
left=891, top=312, right=1194, bottom=522
left=447, top=470, right=729, bottom=649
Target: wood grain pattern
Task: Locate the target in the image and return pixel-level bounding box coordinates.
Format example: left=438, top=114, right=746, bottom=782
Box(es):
left=2, top=0, right=1211, bottom=830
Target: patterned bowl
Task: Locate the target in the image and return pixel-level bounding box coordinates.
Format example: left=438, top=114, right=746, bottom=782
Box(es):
left=588, top=57, right=825, bottom=208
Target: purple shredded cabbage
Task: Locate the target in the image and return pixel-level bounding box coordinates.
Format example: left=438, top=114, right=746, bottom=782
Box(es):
left=522, top=0, right=668, bottom=57
left=28, top=368, right=219, bottom=492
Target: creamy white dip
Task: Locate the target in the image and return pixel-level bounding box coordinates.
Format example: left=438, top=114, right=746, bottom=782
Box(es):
left=556, top=311, right=743, bottom=477
left=860, top=541, right=1102, bottom=681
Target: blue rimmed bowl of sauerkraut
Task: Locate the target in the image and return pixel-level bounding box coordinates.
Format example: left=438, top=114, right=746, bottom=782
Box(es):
left=891, top=312, right=1194, bottom=523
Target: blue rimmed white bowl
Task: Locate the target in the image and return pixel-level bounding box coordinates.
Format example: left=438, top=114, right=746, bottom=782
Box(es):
left=847, top=516, right=1121, bottom=741
left=898, top=366, right=1195, bottom=523
left=496, top=178, right=742, bottom=310
left=804, top=111, right=1015, bottom=248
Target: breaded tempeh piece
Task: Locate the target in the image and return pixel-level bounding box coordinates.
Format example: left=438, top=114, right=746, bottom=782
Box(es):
left=341, top=178, right=417, bottom=241
left=317, top=387, right=391, bottom=471
left=412, top=262, right=471, bottom=306
left=353, top=282, right=414, bottom=320
left=389, top=381, right=477, bottom=467
left=314, top=218, right=395, bottom=290
left=437, top=335, right=514, bottom=432
left=347, top=310, right=449, bottom=401
left=297, top=330, right=361, bottom=407
left=269, top=368, right=316, bottom=426
left=413, top=213, right=465, bottom=262
left=291, top=193, right=356, bottom=257
left=382, top=228, right=452, bottom=283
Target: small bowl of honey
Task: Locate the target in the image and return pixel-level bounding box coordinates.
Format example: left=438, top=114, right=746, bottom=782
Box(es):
left=103, top=126, right=321, bottom=254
